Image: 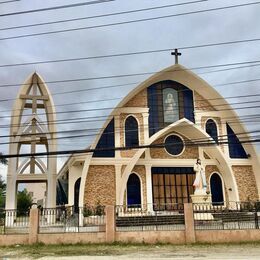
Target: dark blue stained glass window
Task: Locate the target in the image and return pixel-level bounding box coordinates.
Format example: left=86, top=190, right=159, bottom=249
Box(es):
left=165, top=135, right=184, bottom=156
left=183, top=89, right=195, bottom=123
left=127, top=173, right=141, bottom=207
left=125, top=116, right=139, bottom=147
left=148, top=85, right=160, bottom=136
left=147, top=81, right=194, bottom=137
left=93, top=119, right=115, bottom=157
left=206, top=119, right=218, bottom=143
left=226, top=123, right=247, bottom=159
left=210, top=173, right=224, bottom=205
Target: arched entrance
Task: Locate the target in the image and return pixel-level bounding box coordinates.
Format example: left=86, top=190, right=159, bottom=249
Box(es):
left=74, top=178, right=81, bottom=212
left=127, top=173, right=141, bottom=207
left=210, top=173, right=224, bottom=205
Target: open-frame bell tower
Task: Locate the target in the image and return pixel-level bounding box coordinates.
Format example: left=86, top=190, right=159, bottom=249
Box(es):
left=6, top=72, right=57, bottom=209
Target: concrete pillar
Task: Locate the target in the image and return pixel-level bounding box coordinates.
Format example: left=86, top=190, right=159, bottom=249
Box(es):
left=184, top=203, right=196, bottom=243
left=105, top=205, right=115, bottom=243
left=29, top=207, right=39, bottom=244
left=145, top=164, right=153, bottom=213
left=115, top=165, right=122, bottom=205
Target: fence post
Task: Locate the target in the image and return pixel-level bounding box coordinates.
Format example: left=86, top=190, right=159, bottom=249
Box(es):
left=184, top=203, right=196, bottom=243
left=105, top=205, right=115, bottom=243
left=29, top=205, right=39, bottom=244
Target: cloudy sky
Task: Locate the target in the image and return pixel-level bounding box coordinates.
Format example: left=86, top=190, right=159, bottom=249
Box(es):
left=0, top=0, right=260, bottom=178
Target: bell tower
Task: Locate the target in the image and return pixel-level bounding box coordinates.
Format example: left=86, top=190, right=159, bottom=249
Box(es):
left=5, top=72, right=57, bottom=209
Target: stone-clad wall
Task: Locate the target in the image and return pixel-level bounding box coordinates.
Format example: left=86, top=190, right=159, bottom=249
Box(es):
left=150, top=133, right=199, bottom=159
left=120, top=113, right=144, bottom=158
left=84, top=165, right=116, bottom=206
left=194, top=91, right=216, bottom=111
left=125, top=89, right=147, bottom=107
left=232, top=166, right=259, bottom=201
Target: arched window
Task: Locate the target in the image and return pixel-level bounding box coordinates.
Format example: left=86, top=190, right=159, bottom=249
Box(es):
left=210, top=173, right=224, bottom=205
left=206, top=119, right=218, bottom=143
left=125, top=116, right=139, bottom=147
left=127, top=173, right=141, bottom=207
left=74, top=178, right=81, bottom=213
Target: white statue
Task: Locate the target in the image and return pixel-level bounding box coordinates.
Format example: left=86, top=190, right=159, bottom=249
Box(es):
left=193, top=159, right=207, bottom=195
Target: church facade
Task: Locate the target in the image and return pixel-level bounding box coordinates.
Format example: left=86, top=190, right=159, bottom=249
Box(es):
left=59, top=64, right=260, bottom=210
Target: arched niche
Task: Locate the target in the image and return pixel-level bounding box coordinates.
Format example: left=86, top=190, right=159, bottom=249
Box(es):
left=125, top=116, right=139, bottom=147
left=206, top=119, right=218, bottom=143
left=210, top=173, right=224, bottom=205
left=127, top=173, right=141, bottom=207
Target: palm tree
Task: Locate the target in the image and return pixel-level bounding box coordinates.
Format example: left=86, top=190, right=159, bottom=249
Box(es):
left=0, top=153, right=7, bottom=165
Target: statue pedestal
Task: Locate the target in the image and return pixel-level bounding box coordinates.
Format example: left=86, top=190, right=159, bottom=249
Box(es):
left=191, top=193, right=213, bottom=220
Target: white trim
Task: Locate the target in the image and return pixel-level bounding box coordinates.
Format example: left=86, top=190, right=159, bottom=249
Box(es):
left=163, top=133, right=185, bottom=157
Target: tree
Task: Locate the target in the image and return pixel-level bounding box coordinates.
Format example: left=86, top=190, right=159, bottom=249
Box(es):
left=17, top=189, right=33, bottom=216
left=0, top=153, right=8, bottom=166
left=0, top=175, right=6, bottom=208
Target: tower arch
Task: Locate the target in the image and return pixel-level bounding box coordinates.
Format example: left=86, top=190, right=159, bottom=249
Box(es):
left=5, top=72, right=57, bottom=210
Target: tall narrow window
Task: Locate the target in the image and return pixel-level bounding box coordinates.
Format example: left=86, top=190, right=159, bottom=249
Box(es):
left=127, top=173, right=141, bottom=207
left=226, top=123, right=247, bottom=158
left=125, top=116, right=139, bottom=147
left=210, top=173, right=224, bottom=205
left=163, top=88, right=179, bottom=123
left=206, top=119, right=218, bottom=143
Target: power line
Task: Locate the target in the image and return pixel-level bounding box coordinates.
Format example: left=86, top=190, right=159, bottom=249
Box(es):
left=0, top=45, right=260, bottom=69
left=0, top=0, right=207, bottom=31
left=1, top=137, right=259, bottom=159
left=0, top=0, right=114, bottom=17
left=1, top=63, right=260, bottom=89
left=1, top=1, right=260, bottom=41
left=0, top=0, right=20, bottom=4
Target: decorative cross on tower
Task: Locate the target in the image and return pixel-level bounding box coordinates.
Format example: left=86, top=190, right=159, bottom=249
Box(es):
left=171, top=49, right=182, bottom=64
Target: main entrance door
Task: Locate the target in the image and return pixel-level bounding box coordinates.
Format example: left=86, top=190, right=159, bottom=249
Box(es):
left=152, top=167, right=195, bottom=210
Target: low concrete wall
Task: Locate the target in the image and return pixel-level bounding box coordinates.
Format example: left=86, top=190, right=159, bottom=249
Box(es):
left=0, top=234, right=28, bottom=246
left=116, top=231, right=186, bottom=244
left=38, top=232, right=106, bottom=244
left=196, top=230, right=260, bottom=243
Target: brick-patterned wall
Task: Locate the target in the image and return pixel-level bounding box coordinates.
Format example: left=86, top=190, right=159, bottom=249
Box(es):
left=205, top=165, right=229, bottom=202
left=232, top=166, right=259, bottom=201
left=84, top=165, right=116, bottom=206
left=194, top=91, right=216, bottom=111
left=125, top=89, right=147, bottom=107
left=150, top=133, right=199, bottom=159
left=120, top=113, right=144, bottom=158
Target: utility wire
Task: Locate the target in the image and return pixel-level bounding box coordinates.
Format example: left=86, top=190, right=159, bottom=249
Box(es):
left=1, top=137, right=259, bottom=159
left=0, top=0, right=114, bottom=17
left=1, top=64, right=260, bottom=89
left=0, top=0, right=207, bottom=31
left=0, top=1, right=260, bottom=41
left=0, top=46, right=260, bottom=69
left=0, top=0, right=20, bottom=4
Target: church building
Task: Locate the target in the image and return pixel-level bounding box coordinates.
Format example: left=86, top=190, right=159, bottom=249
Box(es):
left=58, top=61, right=260, bottom=210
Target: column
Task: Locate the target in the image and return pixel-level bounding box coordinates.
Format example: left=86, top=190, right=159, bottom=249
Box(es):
left=145, top=164, right=153, bottom=213
left=184, top=203, right=196, bottom=243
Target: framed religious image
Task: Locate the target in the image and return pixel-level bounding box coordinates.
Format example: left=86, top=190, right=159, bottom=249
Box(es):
left=163, top=88, right=179, bottom=123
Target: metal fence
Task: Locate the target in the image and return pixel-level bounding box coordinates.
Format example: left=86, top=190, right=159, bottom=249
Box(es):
left=193, top=201, right=260, bottom=230
left=115, top=203, right=185, bottom=231
left=39, top=205, right=106, bottom=233
left=0, top=208, right=29, bottom=234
